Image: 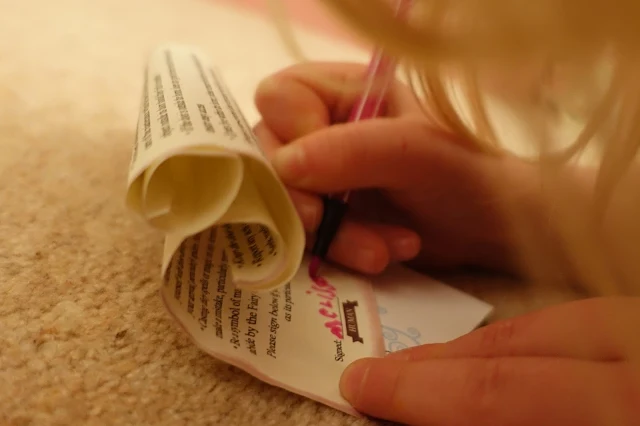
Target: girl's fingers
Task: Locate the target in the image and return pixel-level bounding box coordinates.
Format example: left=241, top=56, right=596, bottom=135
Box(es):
left=305, top=220, right=391, bottom=274
left=255, top=62, right=404, bottom=143
left=340, top=356, right=635, bottom=426
left=254, top=118, right=421, bottom=269
left=254, top=120, right=323, bottom=230
left=304, top=220, right=420, bottom=274
left=366, top=222, right=421, bottom=261
left=387, top=297, right=640, bottom=362
left=255, top=63, right=368, bottom=142
left=271, top=117, right=480, bottom=193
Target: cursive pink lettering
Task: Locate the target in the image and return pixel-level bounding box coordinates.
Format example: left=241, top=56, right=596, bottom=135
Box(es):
left=307, top=270, right=344, bottom=340
left=319, top=308, right=337, bottom=319
left=324, top=319, right=344, bottom=340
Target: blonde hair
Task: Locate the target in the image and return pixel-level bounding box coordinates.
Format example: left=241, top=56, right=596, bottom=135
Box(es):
left=270, top=1, right=640, bottom=419
left=269, top=0, right=640, bottom=291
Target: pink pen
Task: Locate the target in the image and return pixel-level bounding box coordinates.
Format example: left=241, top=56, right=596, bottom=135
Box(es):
left=309, top=0, right=412, bottom=277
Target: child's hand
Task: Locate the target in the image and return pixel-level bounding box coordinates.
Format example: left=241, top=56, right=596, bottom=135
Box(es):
left=338, top=297, right=640, bottom=425
left=254, top=62, right=532, bottom=275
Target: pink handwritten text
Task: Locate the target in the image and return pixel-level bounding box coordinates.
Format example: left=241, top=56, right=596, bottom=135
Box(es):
left=307, top=274, right=344, bottom=339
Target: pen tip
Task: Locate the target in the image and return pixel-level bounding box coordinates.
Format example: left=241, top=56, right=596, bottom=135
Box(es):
left=308, top=256, right=321, bottom=279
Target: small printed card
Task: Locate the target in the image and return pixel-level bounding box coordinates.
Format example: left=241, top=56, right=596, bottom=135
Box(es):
left=371, top=264, right=492, bottom=354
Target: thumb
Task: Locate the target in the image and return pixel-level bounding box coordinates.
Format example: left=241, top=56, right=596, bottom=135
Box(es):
left=339, top=356, right=620, bottom=426
left=270, top=117, right=475, bottom=193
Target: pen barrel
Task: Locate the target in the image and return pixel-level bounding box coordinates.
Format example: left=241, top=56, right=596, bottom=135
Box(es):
left=311, top=197, right=349, bottom=258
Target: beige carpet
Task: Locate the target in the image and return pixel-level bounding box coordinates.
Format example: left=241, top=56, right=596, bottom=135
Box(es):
left=0, top=0, right=585, bottom=424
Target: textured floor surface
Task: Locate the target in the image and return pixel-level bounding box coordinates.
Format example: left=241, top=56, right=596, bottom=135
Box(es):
left=0, top=0, right=584, bottom=424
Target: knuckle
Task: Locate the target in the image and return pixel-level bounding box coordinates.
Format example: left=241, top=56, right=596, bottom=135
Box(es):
left=465, top=359, right=508, bottom=416
left=387, top=120, right=432, bottom=180
left=476, top=319, right=517, bottom=355
left=329, top=125, right=364, bottom=171
left=394, top=130, right=412, bottom=160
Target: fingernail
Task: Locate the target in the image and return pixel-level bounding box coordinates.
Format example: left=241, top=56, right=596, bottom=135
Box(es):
left=390, top=235, right=421, bottom=260
left=340, top=359, right=371, bottom=403
left=271, top=145, right=307, bottom=182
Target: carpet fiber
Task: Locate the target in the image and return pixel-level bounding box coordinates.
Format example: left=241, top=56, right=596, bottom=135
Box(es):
left=0, top=0, right=584, bottom=424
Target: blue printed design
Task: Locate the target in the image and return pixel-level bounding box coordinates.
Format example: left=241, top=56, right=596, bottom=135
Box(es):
left=378, top=306, right=422, bottom=354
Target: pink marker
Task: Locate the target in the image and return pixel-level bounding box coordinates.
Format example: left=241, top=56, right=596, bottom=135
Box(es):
left=309, top=0, right=412, bottom=278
